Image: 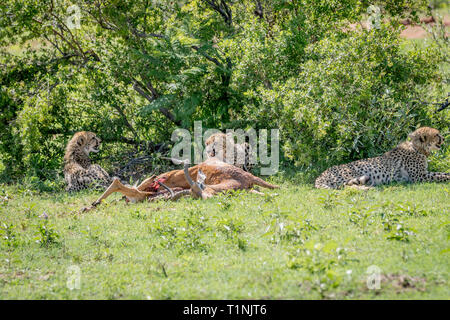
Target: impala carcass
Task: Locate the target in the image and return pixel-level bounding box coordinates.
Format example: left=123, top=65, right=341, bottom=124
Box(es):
left=82, top=157, right=279, bottom=211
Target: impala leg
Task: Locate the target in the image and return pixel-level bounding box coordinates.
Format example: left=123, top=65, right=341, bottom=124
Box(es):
left=85, top=178, right=153, bottom=212
left=89, top=178, right=123, bottom=207
left=197, top=180, right=244, bottom=199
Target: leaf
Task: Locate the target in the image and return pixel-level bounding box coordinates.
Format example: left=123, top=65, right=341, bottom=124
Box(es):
left=182, top=67, right=206, bottom=77
left=322, top=241, right=338, bottom=254
left=139, top=94, right=176, bottom=116
left=182, top=93, right=201, bottom=112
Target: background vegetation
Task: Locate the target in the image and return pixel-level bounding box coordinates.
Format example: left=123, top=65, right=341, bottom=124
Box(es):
left=0, top=0, right=449, bottom=189
left=0, top=1, right=449, bottom=300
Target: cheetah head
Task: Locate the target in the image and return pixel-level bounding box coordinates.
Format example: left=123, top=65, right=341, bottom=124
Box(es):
left=74, top=131, right=102, bottom=155
left=204, top=132, right=227, bottom=160
left=409, top=127, right=444, bottom=156
left=204, top=132, right=254, bottom=170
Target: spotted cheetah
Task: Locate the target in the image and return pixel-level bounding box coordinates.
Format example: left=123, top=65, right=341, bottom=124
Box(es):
left=63, top=131, right=110, bottom=192
left=315, top=127, right=449, bottom=189
left=204, top=132, right=254, bottom=171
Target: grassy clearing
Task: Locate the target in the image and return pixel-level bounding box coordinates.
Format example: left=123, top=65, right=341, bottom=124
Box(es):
left=0, top=178, right=449, bottom=299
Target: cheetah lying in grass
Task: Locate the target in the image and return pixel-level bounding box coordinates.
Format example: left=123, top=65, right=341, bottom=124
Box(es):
left=315, top=127, right=449, bottom=189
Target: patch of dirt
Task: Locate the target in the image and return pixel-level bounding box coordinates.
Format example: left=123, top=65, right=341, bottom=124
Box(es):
left=360, top=273, right=427, bottom=294
left=0, top=270, right=56, bottom=282
left=0, top=270, right=29, bottom=282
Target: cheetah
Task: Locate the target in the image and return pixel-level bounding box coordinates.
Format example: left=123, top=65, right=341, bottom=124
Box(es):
left=63, top=131, right=110, bottom=192
left=204, top=132, right=254, bottom=171
left=315, top=127, right=449, bottom=189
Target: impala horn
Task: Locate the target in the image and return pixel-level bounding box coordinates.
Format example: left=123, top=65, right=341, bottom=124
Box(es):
left=157, top=180, right=174, bottom=198
left=160, top=157, right=205, bottom=199
left=182, top=160, right=204, bottom=199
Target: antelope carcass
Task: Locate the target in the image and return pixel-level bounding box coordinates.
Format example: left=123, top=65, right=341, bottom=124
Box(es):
left=82, top=157, right=278, bottom=212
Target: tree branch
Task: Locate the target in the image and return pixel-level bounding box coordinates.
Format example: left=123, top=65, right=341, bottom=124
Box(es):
left=191, top=45, right=223, bottom=66
left=203, top=0, right=233, bottom=26
left=111, top=103, right=138, bottom=140
left=133, top=82, right=180, bottom=125
left=254, top=0, right=263, bottom=19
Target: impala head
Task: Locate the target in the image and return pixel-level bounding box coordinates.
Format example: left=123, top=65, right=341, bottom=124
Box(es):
left=182, top=161, right=207, bottom=199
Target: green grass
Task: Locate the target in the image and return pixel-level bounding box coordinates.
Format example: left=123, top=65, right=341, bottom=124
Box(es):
left=0, top=179, right=449, bottom=299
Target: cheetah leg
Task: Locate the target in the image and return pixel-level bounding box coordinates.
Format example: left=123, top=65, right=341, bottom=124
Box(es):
left=346, top=175, right=370, bottom=186
left=347, top=185, right=372, bottom=190
left=415, top=172, right=450, bottom=183
left=90, top=164, right=110, bottom=180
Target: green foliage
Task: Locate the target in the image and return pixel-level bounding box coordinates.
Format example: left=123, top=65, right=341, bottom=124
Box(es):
left=263, top=217, right=319, bottom=245
left=242, top=25, right=449, bottom=167
left=379, top=205, right=418, bottom=242
left=0, top=222, right=20, bottom=248
left=286, top=240, right=351, bottom=296
left=34, top=221, right=61, bottom=247
left=148, top=207, right=210, bottom=254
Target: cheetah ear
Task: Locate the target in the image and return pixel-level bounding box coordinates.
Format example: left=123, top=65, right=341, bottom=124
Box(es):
left=77, top=136, right=85, bottom=146
left=419, top=135, right=426, bottom=143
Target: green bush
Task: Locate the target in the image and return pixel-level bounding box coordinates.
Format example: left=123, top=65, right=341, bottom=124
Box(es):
left=0, top=0, right=448, bottom=184
left=240, top=25, right=449, bottom=169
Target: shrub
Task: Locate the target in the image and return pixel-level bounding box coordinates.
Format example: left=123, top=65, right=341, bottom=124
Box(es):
left=241, top=24, right=449, bottom=169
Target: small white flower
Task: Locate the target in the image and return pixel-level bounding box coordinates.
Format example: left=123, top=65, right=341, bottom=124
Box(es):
left=39, top=211, right=48, bottom=219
